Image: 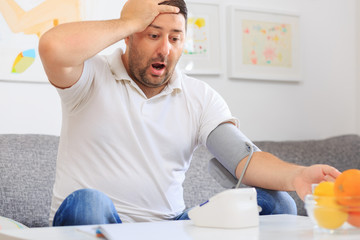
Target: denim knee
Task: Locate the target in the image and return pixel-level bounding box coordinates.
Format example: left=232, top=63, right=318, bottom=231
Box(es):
left=53, top=189, right=122, bottom=226
left=173, top=208, right=191, bottom=220
left=256, top=188, right=297, bottom=215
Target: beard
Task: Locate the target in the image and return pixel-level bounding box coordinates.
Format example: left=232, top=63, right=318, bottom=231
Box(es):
left=127, top=47, right=173, bottom=89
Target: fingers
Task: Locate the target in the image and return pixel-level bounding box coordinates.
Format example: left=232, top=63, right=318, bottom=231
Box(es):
left=157, top=5, right=180, bottom=14
left=322, top=165, right=341, bottom=178
left=120, top=0, right=181, bottom=34
left=320, top=165, right=341, bottom=182
left=157, top=0, right=180, bottom=14
left=323, top=174, right=336, bottom=182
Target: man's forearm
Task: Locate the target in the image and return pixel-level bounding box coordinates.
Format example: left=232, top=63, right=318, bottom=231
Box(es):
left=236, top=151, right=304, bottom=191
left=39, top=19, right=130, bottom=68
left=38, top=19, right=132, bottom=88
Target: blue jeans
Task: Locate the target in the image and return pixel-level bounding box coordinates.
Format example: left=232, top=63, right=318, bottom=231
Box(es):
left=52, top=188, right=297, bottom=226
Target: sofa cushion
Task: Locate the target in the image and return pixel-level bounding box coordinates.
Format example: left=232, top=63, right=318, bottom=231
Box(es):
left=0, top=134, right=58, bottom=227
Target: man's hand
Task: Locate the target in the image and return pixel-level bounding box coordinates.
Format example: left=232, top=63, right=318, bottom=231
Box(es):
left=120, top=0, right=180, bottom=33
left=293, top=164, right=341, bottom=200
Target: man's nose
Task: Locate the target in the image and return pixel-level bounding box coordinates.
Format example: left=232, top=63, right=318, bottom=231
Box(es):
left=158, top=37, right=171, bottom=56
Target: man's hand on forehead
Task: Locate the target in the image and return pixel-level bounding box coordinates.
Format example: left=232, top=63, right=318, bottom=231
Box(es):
left=120, top=0, right=179, bottom=34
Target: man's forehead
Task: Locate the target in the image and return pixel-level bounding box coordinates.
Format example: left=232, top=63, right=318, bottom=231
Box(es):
left=150, top=13, right=186, bottom=32
left=148, top=24, right=184, bottom=33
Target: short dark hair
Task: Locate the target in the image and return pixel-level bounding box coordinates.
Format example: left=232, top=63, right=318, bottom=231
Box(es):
left=159, top=0, right=187, bottom=23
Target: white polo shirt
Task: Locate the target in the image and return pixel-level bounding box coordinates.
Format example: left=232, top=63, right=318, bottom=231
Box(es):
left=49, top=49, right=238, bottom=223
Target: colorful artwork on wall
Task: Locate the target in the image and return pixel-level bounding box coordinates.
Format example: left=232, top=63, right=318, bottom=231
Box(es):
left=228, top=7, right=301, bottom=82
left=178, top=2, right=220, bottom=75
left=0, top=0, right=83, bottom=82
left=183, top=16, right=209, bottom=56
left=242, top=20, right=292, bottom=68
left=0, top=0, right=124, bottom=82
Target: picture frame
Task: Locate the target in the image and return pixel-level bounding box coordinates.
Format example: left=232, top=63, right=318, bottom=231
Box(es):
left=178, top=1, right=221, bottom=75
left=227, top=6, right=302, bottom=82
left=0, top=0, right=124, bottom=83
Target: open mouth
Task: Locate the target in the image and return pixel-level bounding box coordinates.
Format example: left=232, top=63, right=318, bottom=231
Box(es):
left=152, top=63, right=166, bottom=70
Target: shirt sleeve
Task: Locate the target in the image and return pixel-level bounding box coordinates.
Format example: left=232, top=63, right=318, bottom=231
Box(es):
left=55, top=57, right=99, bottom=114
left=197, top=83, right=239, bottom=146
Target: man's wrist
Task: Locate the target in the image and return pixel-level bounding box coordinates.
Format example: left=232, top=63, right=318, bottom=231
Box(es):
left=291, top=166, right=307, bottom=191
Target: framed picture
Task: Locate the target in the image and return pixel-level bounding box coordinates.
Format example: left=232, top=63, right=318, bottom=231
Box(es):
left=178, top=1, right=221, bottom=75
left=227, top=6, right=301, bottom=82
left=0, top=0, right=124, bottom=83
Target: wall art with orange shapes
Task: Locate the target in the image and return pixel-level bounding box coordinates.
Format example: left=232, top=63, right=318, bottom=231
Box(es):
left=0, top=0, right=124, bottom=82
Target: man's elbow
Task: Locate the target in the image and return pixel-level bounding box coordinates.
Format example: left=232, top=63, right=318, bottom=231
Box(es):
left=38, top=33, right=55, bottom=62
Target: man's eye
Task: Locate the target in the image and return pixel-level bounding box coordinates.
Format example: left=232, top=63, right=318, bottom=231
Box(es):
left=150, top=34, right=158, bottom=39
left=171, top=36, right=181, bottom=42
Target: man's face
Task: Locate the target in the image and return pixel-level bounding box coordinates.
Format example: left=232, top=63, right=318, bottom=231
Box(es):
left=124, top=13, right=186, bottom=92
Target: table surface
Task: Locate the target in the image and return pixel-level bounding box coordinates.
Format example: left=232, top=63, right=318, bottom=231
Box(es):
left=0, top=215, right=360, bottom=240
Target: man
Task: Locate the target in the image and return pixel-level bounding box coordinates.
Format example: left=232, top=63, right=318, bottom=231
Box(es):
left=39, top=0, right=340, bottom=226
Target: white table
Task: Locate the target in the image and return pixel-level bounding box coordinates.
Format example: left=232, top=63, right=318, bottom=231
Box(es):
left=0, top=215, right=359, bottom=240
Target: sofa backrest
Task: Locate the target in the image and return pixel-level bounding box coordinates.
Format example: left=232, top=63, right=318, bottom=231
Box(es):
left=1, top=134, right=360, bottom=227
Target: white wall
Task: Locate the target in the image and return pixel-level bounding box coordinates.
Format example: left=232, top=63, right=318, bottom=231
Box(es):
left=196, top=0, right=358, bottom=141
left=0, top=81, right=61, bottom=136
left=0, top=0, right=358, bottom=141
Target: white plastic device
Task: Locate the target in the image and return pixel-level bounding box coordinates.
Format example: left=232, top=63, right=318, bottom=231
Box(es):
left=188, top=142, right=259, bottom=229
left=188, top=188, right=259, bottom=229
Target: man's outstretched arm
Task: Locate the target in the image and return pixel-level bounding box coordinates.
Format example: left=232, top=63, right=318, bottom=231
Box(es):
left=207, top=123, right=341, bottom=200
left=235, top=151, right=340, bottom=200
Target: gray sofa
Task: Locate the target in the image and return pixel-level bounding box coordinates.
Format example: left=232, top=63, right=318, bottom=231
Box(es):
left=1, top=134, right=360, bottom=228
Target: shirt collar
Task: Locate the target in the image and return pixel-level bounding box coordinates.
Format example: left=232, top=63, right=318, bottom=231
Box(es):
left=105, top=48, right=183, bottom=95
left=105, top=48, right=132, bottom=83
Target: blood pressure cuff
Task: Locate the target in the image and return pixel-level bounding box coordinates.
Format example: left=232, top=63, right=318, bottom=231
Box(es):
left=206, top=123, right=261, bottom=187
